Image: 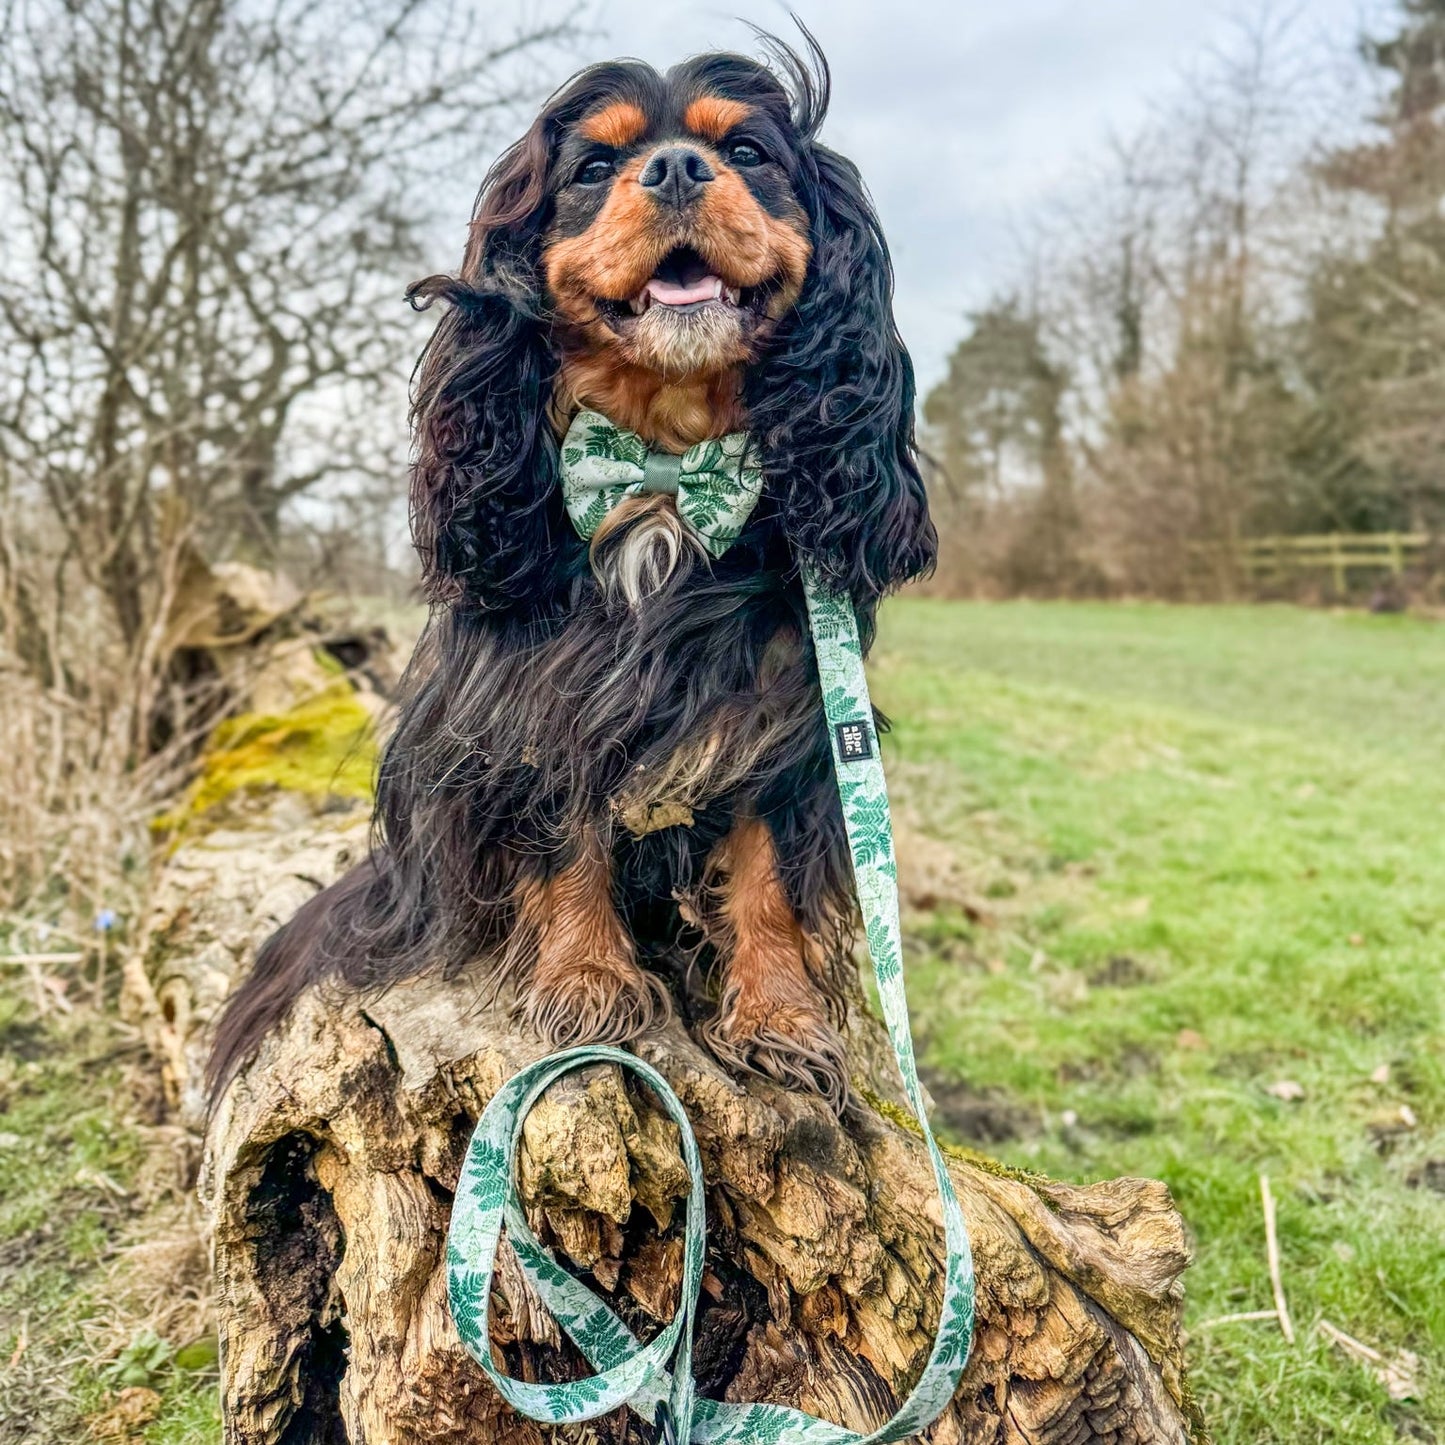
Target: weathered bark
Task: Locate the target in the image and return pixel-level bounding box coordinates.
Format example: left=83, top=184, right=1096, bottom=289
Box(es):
left=126, top=792, right=370, bottom=1128
left=130, top=786, right=1205, bottom=1445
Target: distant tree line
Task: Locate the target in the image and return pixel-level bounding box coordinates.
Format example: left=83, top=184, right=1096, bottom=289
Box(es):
left=922, top=1, right=1445, bottom=601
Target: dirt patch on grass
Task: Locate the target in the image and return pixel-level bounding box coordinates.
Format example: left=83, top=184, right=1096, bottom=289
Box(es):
left=1087, top=954, right=1153, bottom=988
left=0, top=1014, right=52, bottom=1063
left=1407, top=1160, right=1445, bottom=1196
left=919, top=1066, right=1035, bottom=1144
left=893, top=816, right=995, bottom=919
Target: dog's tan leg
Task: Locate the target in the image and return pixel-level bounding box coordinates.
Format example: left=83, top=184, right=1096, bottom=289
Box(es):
left=514, top=833, right=669, bottom=1046
left=700, top=816, right=849, bottom=1113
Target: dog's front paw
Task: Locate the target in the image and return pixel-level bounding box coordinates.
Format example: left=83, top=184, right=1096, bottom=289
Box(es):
left=701, top=988, right=849, bottom=1116
left=516, top=955, right=672, bottom=1048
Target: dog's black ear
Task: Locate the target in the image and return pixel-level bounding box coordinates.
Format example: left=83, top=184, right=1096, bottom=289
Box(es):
left=406, top=117, right=573, bottom=613
left=746, top=38, right=937, bottom=625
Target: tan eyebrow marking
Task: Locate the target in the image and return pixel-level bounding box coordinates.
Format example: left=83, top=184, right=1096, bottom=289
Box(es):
left=580, top=101, right=648, bottom=148
left=683, top=96, right=752, bottom=142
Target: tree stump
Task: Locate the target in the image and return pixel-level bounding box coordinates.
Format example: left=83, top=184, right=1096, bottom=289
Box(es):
left=120, top=610, right=1204, bottom=1445
left=184, top=809, right=1205, bottom=1445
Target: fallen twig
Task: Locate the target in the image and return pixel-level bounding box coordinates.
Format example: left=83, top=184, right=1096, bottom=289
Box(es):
left=1260, top=1174, right=1295, bottom=1344
left=1319, top=1319, right=1421, bottom=1402
left=1318, top=1319, right=1384, bottom=1364
left=1193, top=1310, right=1279, bottom=1331
left=0, top=951, right=86, bottom=965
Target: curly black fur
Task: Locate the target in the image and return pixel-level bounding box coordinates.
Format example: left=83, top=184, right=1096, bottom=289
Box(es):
left=207, top=32, right=935, bottom=1107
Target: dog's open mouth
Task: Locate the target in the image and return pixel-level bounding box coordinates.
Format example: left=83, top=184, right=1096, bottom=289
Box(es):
left=596, top=246, right=772, bottom=328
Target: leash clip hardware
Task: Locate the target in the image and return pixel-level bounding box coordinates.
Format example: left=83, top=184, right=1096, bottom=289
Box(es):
left=654, top=1399, right=677, bottom=1445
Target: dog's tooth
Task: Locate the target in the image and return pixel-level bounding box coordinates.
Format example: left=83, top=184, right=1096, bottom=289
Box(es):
left=724, top=285, right=740, bottom=305
left=709, top=277, right=723, bottom=299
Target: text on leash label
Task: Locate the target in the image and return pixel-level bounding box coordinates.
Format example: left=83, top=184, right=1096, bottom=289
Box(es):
left=835, top=719, right=874, bottom=761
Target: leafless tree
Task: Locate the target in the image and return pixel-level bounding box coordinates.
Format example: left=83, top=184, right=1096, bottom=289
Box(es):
left=0, top=0, right=576, bottom=917
left=924, top=5, right=1356, bottom=600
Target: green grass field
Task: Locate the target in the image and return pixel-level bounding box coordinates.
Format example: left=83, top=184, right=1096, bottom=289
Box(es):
left=0, top=1003, right=222, bottom=1444
left=873, top=600, right=1445, bottom=1443
left=3, top=599, right=1441, bottom=1443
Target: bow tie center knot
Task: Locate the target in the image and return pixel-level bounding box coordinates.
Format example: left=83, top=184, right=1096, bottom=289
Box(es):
left=641, top=451, right=683, bottom=496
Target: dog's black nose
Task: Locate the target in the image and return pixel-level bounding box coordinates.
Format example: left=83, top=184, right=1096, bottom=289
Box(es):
left=638, top=145, right=715, bottom=207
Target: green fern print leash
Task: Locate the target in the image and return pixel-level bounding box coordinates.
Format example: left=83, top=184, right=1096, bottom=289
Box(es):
left=446, top=414, right=976, bottom=1443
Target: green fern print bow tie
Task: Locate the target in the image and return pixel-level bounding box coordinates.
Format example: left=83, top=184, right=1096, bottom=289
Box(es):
left=559, top=410, right=764, bottom=559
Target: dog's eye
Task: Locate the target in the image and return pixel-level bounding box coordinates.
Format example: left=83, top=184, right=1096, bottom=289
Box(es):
left=576, top=158, right=615, bottom=186
left=727, top=141, right=764, bottom=168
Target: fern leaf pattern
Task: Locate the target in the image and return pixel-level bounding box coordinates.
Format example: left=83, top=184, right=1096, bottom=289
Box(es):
left=559, top=410, right=763, bottom=559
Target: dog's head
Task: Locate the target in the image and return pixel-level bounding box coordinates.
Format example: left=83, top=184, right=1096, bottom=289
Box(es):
left=539, top=59, right=813, bottom=419
left=408, top=33, right=935, bottom=621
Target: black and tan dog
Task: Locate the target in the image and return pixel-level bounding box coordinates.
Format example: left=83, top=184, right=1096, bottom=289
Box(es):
left=208, top=35, right=935, bottom=1115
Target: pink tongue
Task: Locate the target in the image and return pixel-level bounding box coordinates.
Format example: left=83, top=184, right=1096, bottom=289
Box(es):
left=646, top=275, right=720, bottom=305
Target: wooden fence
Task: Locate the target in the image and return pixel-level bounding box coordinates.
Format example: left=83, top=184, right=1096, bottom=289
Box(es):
left=1233, top=532, right=1431, bottom=591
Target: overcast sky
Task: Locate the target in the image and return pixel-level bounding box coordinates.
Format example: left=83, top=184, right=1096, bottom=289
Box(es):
left=556, top=0, right=1388, bottom=392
